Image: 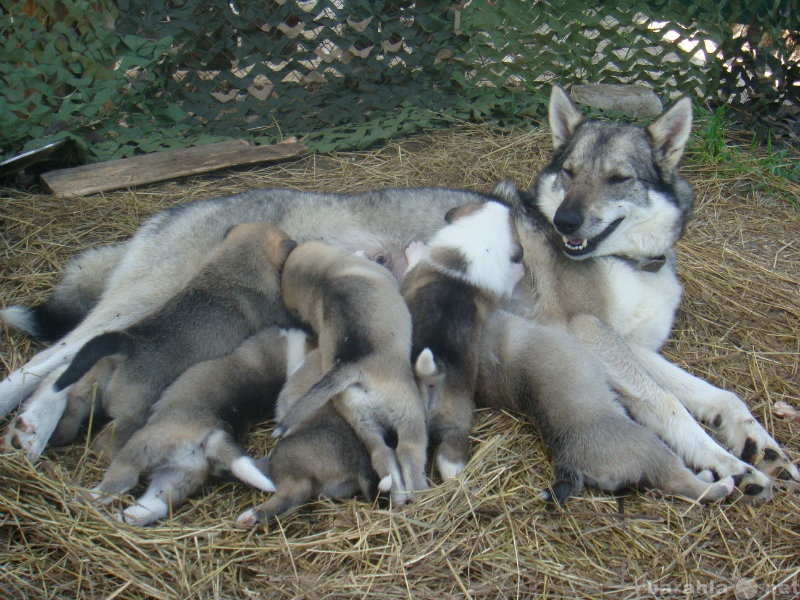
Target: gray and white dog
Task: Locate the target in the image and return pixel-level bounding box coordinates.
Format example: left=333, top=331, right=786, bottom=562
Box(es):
left=2, top=85, right=796, bottom=502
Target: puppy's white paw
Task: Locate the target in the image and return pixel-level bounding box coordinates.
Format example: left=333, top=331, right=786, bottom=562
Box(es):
left=436, top=454, right=466, bottom=480
left=236, top=508, right=260, bottom=527
left=378, top=475, right=393, bottom=493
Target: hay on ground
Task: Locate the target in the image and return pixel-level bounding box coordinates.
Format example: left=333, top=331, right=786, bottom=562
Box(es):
left=1, top=125, right=798, bottom=599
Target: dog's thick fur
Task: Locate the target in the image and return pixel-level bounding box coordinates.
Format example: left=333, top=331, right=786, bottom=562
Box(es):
left=2, top=86, right=796, bottom=503
left=276, top=240, right=429, bottom=503
left=238, top=348, right=379, bottom=527
left=31, top=222, right=297, bottom=455
left=90, top=327, right=307, bottom=526
left=401, top=200, right=524, bottom=480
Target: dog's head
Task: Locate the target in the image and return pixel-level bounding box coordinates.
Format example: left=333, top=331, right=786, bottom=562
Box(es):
left=526, top=85, right=694, bottom=261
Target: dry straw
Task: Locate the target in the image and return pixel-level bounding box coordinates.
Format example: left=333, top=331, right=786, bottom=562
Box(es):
left=1, top=125, right=798, bottom=599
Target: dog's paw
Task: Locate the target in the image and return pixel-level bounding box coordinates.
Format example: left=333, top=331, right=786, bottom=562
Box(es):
left=236, top=507, right=265, bottom=527
left=118, top=498, right=168, bottom=526
left=6, top=415, right=48, bottom=458
left=726, top=423, right=800, bottom=483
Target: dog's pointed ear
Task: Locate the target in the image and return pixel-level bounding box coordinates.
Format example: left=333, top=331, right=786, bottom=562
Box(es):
left=549, top=85, right=583, bottom=150
left=647, top=96, right=692, bottom=173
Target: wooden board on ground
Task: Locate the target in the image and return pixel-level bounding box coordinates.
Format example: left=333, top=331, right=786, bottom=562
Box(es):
left=40, top=140, right=308, bottom=197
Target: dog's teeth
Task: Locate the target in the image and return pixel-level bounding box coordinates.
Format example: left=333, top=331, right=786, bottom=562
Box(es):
left=562, top=236, right=587, bottom=251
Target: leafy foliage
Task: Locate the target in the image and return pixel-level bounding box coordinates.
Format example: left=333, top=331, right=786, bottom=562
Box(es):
left=1, top=0, right=796, bottom=164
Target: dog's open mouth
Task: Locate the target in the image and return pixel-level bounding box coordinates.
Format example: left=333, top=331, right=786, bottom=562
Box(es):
left=561, top=217, right=624, bottom=257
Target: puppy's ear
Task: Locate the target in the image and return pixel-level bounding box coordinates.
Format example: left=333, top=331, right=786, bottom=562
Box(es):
left=647, top=95, right=692, bottom=173
left=444, top=202, right=482, bottom=224
left=267, top=235, right=298, bottom=270
left=549, top=85, right=583, bottom=151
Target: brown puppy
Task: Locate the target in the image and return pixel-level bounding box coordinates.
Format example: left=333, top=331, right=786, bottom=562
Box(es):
left=401, top=200, right=524, bottom=479
left=90, top=327, right=308, bottom=526
left=276, top=241, right=428, bottom=503
left=53, top=222, right=297, bottom=455
left=237, top=349, right=378, bottom=527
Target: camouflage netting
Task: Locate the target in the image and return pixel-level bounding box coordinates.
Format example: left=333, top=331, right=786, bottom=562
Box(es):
left=2, top=0, right=797, bottom=163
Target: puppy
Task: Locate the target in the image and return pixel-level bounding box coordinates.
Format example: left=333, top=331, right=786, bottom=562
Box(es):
left=237, top=348, right=379, bottom=527
left=90, top=327, right=308, bottom=526
left=52, top=222, right=297, bottom=454
left=401, top=200, right=525, bottom=479
left=275, top=240, right=428, bottom=503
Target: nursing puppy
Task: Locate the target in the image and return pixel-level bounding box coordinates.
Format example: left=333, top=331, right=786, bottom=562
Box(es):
left=477, top=310, right=736, bottom=503
left=401, top=200, right=525, bottom=479
left=276, top=241, right=428, bottom=503
left=90, top=327, right=308, bottom=526
left=237, top=349, right=379, bottom=527
left=50, top=222, right=297, bottom=455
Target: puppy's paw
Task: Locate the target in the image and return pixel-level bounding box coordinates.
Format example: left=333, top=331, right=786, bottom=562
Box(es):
left=236, top=507, right=265, bottom=527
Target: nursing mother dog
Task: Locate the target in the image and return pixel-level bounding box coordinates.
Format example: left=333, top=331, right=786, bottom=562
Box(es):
left=1, top=85, right=796, bottom=506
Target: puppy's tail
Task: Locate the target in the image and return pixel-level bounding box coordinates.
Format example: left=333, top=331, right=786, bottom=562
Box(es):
left=54, top=331, right=134, bottom=391
left=278, top=364, right=362, bottom=435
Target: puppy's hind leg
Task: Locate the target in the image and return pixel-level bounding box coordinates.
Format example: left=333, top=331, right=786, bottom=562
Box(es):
left=334, top=387, right=407, bottom=504
left=393, top=415, right=429, bottom=497
left=237, top=477, right=315, bottom=527
left=90, top=459, right=141, bottom=505
left=51, top=356, right=117, bottom=446
left=203, top=429, right=276, bottom=493
left=119, top=466, right=207, bottom=526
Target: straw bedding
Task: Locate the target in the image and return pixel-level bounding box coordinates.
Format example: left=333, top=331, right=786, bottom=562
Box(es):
left=1, top=126, right=798, bottom=599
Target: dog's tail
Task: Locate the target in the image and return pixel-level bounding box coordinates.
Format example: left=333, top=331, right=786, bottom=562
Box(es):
left=54, top=331, right=134, bottom=391
left=277, top=364, right=363, bottom=436
left=1, top=244, right=124, bottom=342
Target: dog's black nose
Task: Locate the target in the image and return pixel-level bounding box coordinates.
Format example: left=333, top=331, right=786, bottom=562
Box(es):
left=553, top=205, right=583, bottom=235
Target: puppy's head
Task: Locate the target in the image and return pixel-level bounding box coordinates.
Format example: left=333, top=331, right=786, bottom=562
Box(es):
left=224, top=222, right=297, bottom=271
left=432, top=200, right=524, bottom=299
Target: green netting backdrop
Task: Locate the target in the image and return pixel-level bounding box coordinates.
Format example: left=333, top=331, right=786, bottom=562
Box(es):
left=2, top=0, right=797, bottom=162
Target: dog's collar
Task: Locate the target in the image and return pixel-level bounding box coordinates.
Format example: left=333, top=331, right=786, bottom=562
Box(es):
left=611, top=254, right=667, bottom=273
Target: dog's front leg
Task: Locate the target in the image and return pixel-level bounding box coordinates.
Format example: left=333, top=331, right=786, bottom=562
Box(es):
left=569, top=314, right=771, bottom=497
left=628, top=345, right=799, bottom=483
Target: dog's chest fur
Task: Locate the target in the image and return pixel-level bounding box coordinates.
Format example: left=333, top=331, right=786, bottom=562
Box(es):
left=599, top=258, right=682, bottom=349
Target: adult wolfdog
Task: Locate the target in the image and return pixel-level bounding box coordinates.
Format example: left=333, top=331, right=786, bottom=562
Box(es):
left=2, top=86, right=795, bottom=501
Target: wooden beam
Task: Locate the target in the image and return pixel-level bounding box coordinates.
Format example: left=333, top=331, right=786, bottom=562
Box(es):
left=41, top=140, right=308, bottom=198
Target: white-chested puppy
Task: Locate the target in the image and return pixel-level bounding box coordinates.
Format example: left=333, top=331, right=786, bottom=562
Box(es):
left=401, top=200, right=525, bottom=479
left=237, top=349, right=379, bottom=527
left=90, top=326, right=308, bottom=526
left=51, top=222, right=297, bottom=455
left=276, top=240, right=428, bottom=503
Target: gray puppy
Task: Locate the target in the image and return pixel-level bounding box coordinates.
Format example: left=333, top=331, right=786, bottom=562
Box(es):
left=90, top=327, right=307, bottom=526
left=276, top=240, right=428, bottom=503
left=237, top=349, right=379, bottom=527
left=51, top=222, right=297, bottom=455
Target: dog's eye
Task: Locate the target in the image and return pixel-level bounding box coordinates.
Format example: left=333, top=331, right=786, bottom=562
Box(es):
left=511, top=245, right=523, bottom=264
left=561, top=167, right=574, bottom=179
left=609, top=174, right=632, bottom=184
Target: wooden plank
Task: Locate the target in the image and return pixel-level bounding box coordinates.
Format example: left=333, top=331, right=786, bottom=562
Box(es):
left=41, top=140, right=308, bottom=197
